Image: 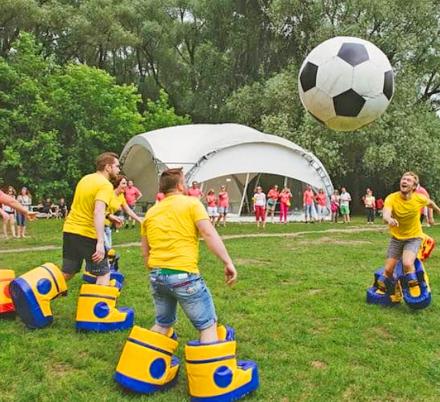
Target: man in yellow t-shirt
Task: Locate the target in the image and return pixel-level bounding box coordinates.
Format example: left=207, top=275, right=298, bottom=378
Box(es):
left=382, top=171, right=440, bottom=280
left=141, top=168, right=237, bottom=344
left=62, top=152, right=121, bottom=285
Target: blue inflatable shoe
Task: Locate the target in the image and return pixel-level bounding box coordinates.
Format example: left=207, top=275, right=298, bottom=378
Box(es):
left=114, top=326, right=179, bottom=393
left=9, top=263, right=68, bottom=329
left=366, top=269, right=402, bottom=306
left=398, top=259, right=431, bottom=310
left=185, top=325, right=259, bottom=401
left=82, top=272, right=124, bottom=290
left=75, top=284, right=134, bottom=331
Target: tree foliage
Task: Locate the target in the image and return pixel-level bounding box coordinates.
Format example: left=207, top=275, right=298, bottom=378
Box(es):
left=1, top=1, right=440, bottom=203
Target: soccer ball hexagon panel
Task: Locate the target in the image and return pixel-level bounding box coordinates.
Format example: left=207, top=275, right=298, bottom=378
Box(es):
left=298, top=36, right=394, bottom=132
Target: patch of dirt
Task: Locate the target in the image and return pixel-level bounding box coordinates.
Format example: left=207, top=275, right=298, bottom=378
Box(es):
left=296, top=236, right=372, bottom=246
left=311, top=360, right=327, bottom=369
left=308, top=289, right=323, bottom=295
left=234, top=258, right=271, bottom=266
left=48, top=362, right=76, bottom=378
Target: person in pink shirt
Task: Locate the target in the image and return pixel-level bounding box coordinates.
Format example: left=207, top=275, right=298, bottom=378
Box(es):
left=155, top=192, right=165, bottom=204
left=279, top=187, right=292, bottom=224
left=303, top=185, right=315, bottom=223
left=206, top=189, right=218, bottom=225
left=315, top=188, right=328, bottom=223
left=124, top=179, right=142, bottom=228
left=216, top=185, right=229, bottom=227
left=266, top=185, right=280, bottom=223
left=187, top=181, right=204, bottom=199
left=415, top=184, right=434, bottom=226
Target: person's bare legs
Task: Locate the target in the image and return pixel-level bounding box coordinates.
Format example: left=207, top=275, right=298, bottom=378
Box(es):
left=384, top=257, right=398, bottom=279
left=63, top=272, right=75, bottom=281
left=3, top=218, right=8, bottom=238
left=200, top=322, right=218, bottom=343
left=151, top=323, right=171, bottom=336
left=9, top=219, right=17, bottom=237
left=96, top=272, right=111, bottom=286
left=402, top=249, right=417, bottom=274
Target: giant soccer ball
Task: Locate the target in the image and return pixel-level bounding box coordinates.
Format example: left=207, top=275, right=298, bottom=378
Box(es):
left=298, top=36, right=394, bottom=131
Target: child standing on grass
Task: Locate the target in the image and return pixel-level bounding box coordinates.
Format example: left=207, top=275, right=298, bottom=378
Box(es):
left=217, top=185, right=229, bottom=227
left=253, top=186, right=266, bottom=228
left=206, top=189, right=218, bottom=225
left=330, top=189, right=340, bottom=223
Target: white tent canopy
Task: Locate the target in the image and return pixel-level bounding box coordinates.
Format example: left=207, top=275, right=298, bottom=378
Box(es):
left=120, top=123, right=334, bottom=214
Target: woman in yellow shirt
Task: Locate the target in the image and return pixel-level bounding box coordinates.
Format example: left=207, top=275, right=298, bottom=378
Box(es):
left=105, top=175, right=143, bottom=248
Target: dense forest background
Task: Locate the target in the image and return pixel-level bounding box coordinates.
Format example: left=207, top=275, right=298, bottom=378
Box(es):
left=1, top=0, right=440, bottom=206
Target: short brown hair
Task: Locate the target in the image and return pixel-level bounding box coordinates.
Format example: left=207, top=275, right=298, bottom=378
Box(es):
left=96, top=152, right=118, bottom=171
left=159, top=168, right=184, bottom=194
left=402, top=171, right=419, bottom=186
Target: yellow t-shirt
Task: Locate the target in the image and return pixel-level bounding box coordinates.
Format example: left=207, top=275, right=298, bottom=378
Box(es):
left=141, top=194, right=209, bottom=273
left=105, top=193, right=126, bottom=226
left=384, top=191, right=429, bottom=240
left=63, top=173, right=114, bottom=239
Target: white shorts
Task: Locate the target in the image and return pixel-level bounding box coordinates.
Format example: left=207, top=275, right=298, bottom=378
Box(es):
left=218, top=206, right=228, bottom=215
left=207, top=206, right=218, bottom=217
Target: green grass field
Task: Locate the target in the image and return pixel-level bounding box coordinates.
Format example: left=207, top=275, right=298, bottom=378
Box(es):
left=1, top=219, right=440, bottom=401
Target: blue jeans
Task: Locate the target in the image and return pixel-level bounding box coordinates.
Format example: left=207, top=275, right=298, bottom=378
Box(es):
left=104, top=226, right=112, bottom=249
left=149, top=269, right=217, bottom=331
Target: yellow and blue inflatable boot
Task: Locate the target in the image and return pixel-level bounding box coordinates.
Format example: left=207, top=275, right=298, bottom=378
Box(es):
left=397, top=259, right=431, bottom=310
left=366, top=269, right=402, bottom=306
left=108, top=248, right=121, bottom=272
left=114, top=325, right=180, bottom=393
left=9, top=263, right=67, bottom=329
left=75, top=284, right=134, bottom=331
left=82, top=272, right=123, bottom=290
left=185, top=325, right=259, bottom=401
left=0, top=269, right=15, bottom=317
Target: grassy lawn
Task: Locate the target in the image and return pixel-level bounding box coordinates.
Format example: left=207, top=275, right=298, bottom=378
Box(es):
left=1, top=219, right=440, bottom=401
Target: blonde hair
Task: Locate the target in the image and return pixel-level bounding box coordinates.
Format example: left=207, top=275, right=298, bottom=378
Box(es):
left=402, top=171, right=419, bottom=186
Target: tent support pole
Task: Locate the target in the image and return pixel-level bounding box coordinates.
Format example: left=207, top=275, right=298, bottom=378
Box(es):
left=238, top=173, right=250, bottom=217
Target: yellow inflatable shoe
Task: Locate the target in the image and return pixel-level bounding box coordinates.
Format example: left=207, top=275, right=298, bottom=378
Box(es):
left=114, top=325, right=179, bottom=393
left=0, top=269, right=15, bottom=316
left=185, top=325, right=259, bottom=401
left=75, top=284, right=134, bottom=331
left=9, top=263, right=67, bottom=329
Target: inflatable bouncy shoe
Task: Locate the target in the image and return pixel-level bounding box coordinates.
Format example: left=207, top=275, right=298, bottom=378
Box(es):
left=366, top=268, right=402, bottom=306
left=397, top=259, right=431, bottom=310
left=0, top=269, right=15, bottom=317
left=82, top=248, right=124, bottom=288
left=114, top=325, right=180, bottom=394
left=75, top=284, right=134, bottom=332
left=367, top=259, right=431, bottom=310
left=9, top=263, right=67, bottom=329
left=185, top=325, right=259, bottom=401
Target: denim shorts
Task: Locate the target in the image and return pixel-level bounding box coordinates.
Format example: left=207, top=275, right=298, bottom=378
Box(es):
left=387, top=237, right=422, bottom=259
left=149, top=269, right=217, bottom=331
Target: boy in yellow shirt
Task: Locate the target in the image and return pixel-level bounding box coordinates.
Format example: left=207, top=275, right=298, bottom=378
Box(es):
left=382, top=171, right=440, bottom=281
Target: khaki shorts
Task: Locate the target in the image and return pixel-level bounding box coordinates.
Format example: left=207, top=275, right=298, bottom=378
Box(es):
left=387, top=237, right=422, bottom=259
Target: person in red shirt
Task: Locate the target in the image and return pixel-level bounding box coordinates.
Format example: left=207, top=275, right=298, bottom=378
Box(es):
left=315, top=188, right=328, bottom=223
left=216, top=185, right=229, bottom=227
left=279, top=187, right=292, bottom=224
left=266, top=185, right=280, bottom=223
left=303, top=185, right=315, bottom=223
left=187, top=181, right=204, bottom=199
left=206, top=189, right=218, bottom=225
left=124, top=180, right=142, bottom=229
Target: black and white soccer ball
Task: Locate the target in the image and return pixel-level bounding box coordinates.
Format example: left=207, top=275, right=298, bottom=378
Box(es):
left=298, top=36, right=394, bottom=131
